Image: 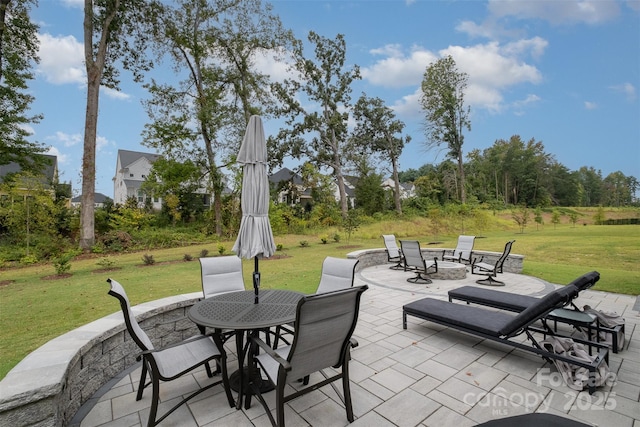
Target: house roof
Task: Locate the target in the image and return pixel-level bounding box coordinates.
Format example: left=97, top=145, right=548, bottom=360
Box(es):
left=269, top=167, right=303, bottom=185
left=0, top=154, right=57, bottom=182
left=117, top=149, right=161, bottom=169
left=71, top=193, right=110, bottom=203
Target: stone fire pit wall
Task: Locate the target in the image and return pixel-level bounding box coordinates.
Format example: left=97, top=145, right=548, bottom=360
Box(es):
left=347, top=247, right=524, bottom=274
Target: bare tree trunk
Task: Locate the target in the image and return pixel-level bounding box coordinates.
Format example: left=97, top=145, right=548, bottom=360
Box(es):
left=391, top=154, right=402, bottom=214
left=79, top=69, right=99, bottom=251
left=457, top=150, right=466, bottom=204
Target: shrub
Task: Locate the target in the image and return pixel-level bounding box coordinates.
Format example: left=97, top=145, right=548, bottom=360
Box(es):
left=53, top=253, right=73, bottom=275
left=19, top=255, right=39, bottom=265
left=276, top=243, right=284, bottom=251
left=333, top=233, right=341, bottom=243
left=99, top=230, right=133, bottom=252
left=142, top=254, right=155, bottom=265
left=96, top=257, right=116, bottom=269
left=217, top=244, right=226, bottom=255
left=183, top=253, right=193, bottom=261
left=320, top=236, right=328, bottom=244
left=199, top=249, right=209, bottom=258
left=299, top=240, right=309, bottom=248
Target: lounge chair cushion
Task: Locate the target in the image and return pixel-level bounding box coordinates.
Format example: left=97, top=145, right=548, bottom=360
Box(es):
left=449, top=285, right=536, bottom=312
left=499, top=285, right=579, bottom=336
left=403, top=298, right=516, bottom=337
left=568, top=271, right=600, bottom=291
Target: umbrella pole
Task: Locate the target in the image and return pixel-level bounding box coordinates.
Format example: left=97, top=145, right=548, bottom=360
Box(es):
left=253, top=256, right=260, bottom=304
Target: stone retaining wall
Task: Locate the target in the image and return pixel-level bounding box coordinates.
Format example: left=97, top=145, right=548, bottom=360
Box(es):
left=0, top=247, right=523, bottom=426
left=0, top=291, right=203, bottom=427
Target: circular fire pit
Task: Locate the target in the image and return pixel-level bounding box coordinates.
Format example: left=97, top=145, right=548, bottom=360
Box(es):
left=431, top=261, right=467, bottom=280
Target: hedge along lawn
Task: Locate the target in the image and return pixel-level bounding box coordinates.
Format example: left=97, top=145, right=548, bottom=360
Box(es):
left=1, top=222, right=639, bottom=379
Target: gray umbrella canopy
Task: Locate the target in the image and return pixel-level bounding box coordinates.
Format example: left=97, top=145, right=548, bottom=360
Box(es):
left=232, top=116, right=276, bottom=302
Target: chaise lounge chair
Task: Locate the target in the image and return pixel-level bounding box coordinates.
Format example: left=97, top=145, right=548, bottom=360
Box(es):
left=471, top=240, right=514, bottom=286
left=448, top=271, right=625, bottom=353
left=403, top=283, right=610, bottom=394
left=442, top=235, right=475, bottom=264
left=400, top=240, right=438, bottom=284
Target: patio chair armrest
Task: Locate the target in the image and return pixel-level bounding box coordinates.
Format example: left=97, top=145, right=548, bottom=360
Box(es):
left=349, top=337, right=359, bottom=349
left=140, top=335, right=213, bottom=357
left=250, top=335, right=292, bottom=371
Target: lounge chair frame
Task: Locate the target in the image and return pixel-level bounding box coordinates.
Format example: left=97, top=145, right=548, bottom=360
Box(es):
left=448, top=271, right=625, bottom=353
left=400, top=240, right=438, bottom=284
left=471, top=240, right=515, bottom=286
left=403, top=284, right=609, bottom=395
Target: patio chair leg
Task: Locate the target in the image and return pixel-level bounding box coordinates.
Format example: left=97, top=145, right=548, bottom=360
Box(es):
left=476, top=275, right=505, bottom=286
left=136, top=361, right=148, bottom=401
left=407, top=273, right=432, bottom=284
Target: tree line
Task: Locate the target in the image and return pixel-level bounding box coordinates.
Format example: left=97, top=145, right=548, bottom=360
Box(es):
left=2, top=0, right=638, bottom=257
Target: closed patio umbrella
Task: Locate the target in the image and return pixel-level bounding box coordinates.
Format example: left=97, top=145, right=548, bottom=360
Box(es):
left=232, top=115, right=276, bottom=303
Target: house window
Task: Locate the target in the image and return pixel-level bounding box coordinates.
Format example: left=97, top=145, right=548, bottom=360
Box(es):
left=130, top=173, right=134, bottom=177
left=137, top=190, right=145, bottom=203
left=142, top=174, right=146, bottom=178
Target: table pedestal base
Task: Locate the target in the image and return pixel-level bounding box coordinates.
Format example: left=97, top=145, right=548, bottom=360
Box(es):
left=229, top=368, right=274, bottom=394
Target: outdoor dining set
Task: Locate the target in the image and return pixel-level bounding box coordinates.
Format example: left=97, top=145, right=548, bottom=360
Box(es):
left=106, top=254, right=366, bottom=427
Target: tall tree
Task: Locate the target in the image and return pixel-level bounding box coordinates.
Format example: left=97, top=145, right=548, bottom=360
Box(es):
left=79, top=0, right=156, bottom=251
left=0, top=0, right=45, bottom=170
left=352, top=94, right=408, bottom=214
left=420, top=55, right=470, bottom=203
left=272, top=31, right=361, bottom=218
left=576, top=166, right=603, bottom=206
left=142, top=0, right=294, bottom=235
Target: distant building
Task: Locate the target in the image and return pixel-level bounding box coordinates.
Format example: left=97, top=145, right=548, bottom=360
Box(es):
left=269, top=167, right=313, bottom=207
left=71, top=193, right=111, bottom=209
left=113, top=150, right=163, bottom=209
left=0, top=155, right=70, bottom=204
left=382, top=177, right=415, bottom=199
left=0, top=154, right=59, bottom=187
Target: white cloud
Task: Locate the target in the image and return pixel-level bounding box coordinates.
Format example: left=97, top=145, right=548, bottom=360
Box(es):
left=37, top=33, right=85, bottom=85
left=584, top=101, right=598, bottom=110
left=62, top=0, right=83, bottom=8
left=96, top=135, right=111, bottom=152
left=45, top=146, right=69, bottom=165
left=361, top=45, right=437, bottom=88
left=627, top=0, right=640, bottom=12
left=513, top=94, right=541, bottom=108
left=441, top=42, right=544, bottom=111
left=610, top=82, right=637, bottom=101
left=487, top=0, right=621, bottom=25
left=390, top=89, right=423, bottom=118
left=47, top=131, right=82, bottom=147
left=102, top=87, right=132, bottom=100
left=364, top=40, right=545, bottom=114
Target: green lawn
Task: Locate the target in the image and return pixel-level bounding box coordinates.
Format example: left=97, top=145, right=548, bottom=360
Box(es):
left=1, top=221, right=638, bottom=379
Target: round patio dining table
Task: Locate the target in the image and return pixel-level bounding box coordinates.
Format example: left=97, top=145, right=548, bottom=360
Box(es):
left=188, top=289, right=303, bottom=409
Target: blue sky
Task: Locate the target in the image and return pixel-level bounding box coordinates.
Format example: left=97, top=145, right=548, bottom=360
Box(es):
left=29, top=0, right=640, bottom=198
